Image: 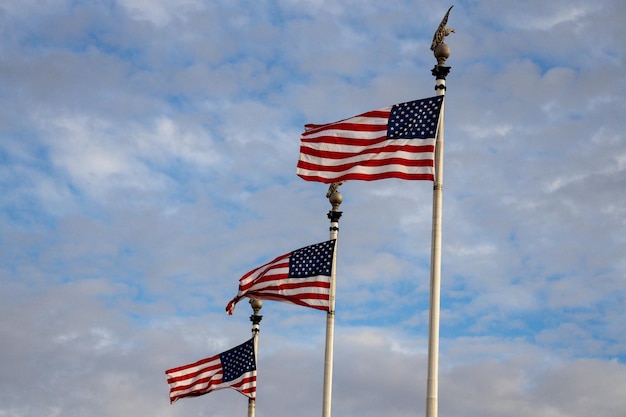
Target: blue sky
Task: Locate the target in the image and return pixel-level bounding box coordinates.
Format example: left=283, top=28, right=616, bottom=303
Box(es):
left=1, top=0, right=625, bottom=416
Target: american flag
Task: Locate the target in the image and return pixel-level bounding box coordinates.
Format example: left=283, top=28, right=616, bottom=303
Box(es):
left=296, top=95, right=444, bottom=183
left=165, top=338, right=256, bottom=404
left=226, top=240, right=336, bottom=315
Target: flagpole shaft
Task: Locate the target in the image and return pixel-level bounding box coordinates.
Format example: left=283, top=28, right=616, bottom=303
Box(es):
left=248, top=300, right=263, bottom=417
left=322, top=187, right=342, bottom=417
left=426, top=59, right=450, bottom=417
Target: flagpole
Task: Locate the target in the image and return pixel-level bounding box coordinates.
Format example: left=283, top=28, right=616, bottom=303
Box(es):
left=248, top=299, right=263, bottom=417
left=322, top=182, right=343, bottom=417
left=425, top=7, right=453, bottom=417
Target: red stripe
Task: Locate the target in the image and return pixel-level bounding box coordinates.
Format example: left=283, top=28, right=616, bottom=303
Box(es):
left=300, top=135, right=388, bottom=146
left=246, top=292, right=329, bottom=311
left=297, top=171, right=434, bottom=183
left=299, top=143, right=435, bottom=159
left=297, top=157, right=433, bottom=172
left=238, top=271, right=289, bottom=291
left=238, top=257, right=289, bottom=282
left=165, top=354, right=220, bottom=375
left=249, top=292, right=330, bottom=301
left=251, top=279, right=330, bottom=291
left=229, top=375, right=256, bottom=390
left=166, top=364, right=222, bottom=385
left=302, top=122, right=388, bottom=136
left=169, top=373, right=224, bottom=395
left=304, top=110, right=390, bottom=132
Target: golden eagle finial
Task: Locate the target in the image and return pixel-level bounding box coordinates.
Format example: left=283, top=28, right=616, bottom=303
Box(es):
left=430, top=6, right=455, bottom=51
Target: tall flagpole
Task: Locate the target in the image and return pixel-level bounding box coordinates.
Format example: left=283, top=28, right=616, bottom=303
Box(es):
left=426, top=7, right=453, bottom=417
left=322, top=182, right=343, bottom=417
left=248, top=299, right=263, bottom=417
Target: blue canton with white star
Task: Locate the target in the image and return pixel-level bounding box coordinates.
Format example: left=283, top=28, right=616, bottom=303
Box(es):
left=387, top=96, right=443, bottom=139
left=220, top=338, right=256, bottom=382
left=288, top=240, right=335, bottom=278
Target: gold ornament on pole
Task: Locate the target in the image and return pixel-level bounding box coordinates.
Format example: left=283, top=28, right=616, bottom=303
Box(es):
left=430, top=6, right=455, bottom=67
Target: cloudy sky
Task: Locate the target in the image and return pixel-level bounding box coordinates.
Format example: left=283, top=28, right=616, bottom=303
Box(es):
left=1, top=0, right=625, bottom=416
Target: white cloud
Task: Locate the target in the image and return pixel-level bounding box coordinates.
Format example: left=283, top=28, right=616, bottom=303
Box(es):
left=116, top=0, right=206, bottom=26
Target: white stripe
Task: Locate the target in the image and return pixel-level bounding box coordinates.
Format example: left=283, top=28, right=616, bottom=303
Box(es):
left=239, top=265, right=289, bottom=287
left=302, top=127, right=388, bottom=140
left=298, top=150, right=435, bottom=166
left=167, top=357, right=221, bottom=381
left=299, top=138, right=435, bottom=155
left=298, top=148, right=435, bottom=167
left=259, top=294, right=329, bottom=307
left=247, top=275, right=330, bottom=294
left=304, top=114, right=391, bottom=132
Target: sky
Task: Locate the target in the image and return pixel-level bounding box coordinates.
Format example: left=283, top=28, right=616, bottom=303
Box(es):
left=1, top=0, right=625, bottom=416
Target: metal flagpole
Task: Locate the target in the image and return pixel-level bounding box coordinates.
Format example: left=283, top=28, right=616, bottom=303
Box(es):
left=425, top=7, right=453, bottom=417
left=322, top=182, right=343, bottom=417
left=248, top=299, right=263, bottom=417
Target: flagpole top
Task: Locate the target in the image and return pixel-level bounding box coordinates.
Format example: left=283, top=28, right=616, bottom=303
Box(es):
left=326, top=181, right=344, bottom=212
left=433, top=43, right=451, bottom=66
left=430, top=6, right=454, bottom=67
left=250, top=298, right=263, bottom=314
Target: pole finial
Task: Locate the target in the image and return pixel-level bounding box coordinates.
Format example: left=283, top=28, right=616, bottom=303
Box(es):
left=326, top=181, right=344, bottom=212
left=430, top=6, right=454, bottom=66
left=249, top=299, right=263, bottom=327
left=250, top=298, right=263, bottom=312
